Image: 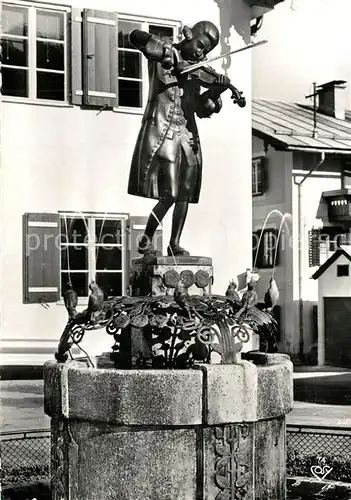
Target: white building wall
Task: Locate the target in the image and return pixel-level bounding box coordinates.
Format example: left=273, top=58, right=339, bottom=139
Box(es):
left=1, top=0, right=253, bottom=364
left=317, top=255, right=351, bottom=365
left=292, top=171, right=342, bottom=355
left=252, top=137, right=294, bottom=353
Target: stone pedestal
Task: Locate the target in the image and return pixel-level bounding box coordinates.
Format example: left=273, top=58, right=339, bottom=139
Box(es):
left=44, top=353, right=293, bottom=500
left=130, top=256, right=213, bottom=297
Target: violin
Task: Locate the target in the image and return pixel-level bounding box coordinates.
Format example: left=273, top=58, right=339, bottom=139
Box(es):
left=177, top=61, right=246, bottom=108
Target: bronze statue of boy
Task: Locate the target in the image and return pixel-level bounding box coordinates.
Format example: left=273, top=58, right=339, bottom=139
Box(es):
left=128, top=21, right=229, bottom=256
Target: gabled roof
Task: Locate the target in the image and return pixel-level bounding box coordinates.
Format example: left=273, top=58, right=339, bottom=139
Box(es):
left=253, top=98, right=351, bottom=154
left=311, top=247, right=351, bottom=280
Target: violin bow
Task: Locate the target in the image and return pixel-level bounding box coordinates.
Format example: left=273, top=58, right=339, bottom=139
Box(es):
left=179, top=39, right=268, bottom=75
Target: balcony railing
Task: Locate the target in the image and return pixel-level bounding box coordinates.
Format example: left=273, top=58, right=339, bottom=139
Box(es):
left=323, top=189, right=351, bottom=223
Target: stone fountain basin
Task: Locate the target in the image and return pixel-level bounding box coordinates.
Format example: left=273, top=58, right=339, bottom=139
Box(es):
left=44, top=353, right=293, bottom=500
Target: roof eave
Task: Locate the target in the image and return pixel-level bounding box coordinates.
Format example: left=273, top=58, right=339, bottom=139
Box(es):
left=311, top=250, right=351, bottom=279
left=286, top=146, right=351, bottom=155
left=252, top=128, right=289, bottom=151
left=252, top=129, right=351, bottom=155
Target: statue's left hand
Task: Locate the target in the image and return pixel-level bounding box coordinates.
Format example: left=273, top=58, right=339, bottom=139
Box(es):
left=214, top=74, right=230, bottom=88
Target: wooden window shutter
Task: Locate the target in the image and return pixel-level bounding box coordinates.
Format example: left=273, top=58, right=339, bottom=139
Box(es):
left=70, top=8, right=83, bottom=105
left=82, top=9, right=118, bottom=107
left=128, top=216, right=163, bottom=264
left=23, top=213, right=60, bottom=303
left=308, top=229, right=320, bottom=267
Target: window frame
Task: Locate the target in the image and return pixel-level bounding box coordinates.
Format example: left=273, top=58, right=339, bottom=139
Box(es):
left=2, top=0, right=70, bottom=105
left=2, top=3, right=181, bottom=110
left=252, top=157, right=265, bottom=196
left=59, top=211, right=129, bottom=305
left=253, top=228, right=279, bottom=269
left=113, top=14, right=181, bottom=112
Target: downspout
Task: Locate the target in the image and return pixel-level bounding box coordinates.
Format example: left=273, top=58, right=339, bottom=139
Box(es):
left=293, top=152, right=326, bottom=360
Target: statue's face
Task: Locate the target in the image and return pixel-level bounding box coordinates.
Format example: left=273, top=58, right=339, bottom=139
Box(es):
left=180, top=33, right=212, bottom=62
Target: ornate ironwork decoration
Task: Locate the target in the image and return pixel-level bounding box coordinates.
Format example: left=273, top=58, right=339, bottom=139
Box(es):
left=56, top=293, right=277, bottom=368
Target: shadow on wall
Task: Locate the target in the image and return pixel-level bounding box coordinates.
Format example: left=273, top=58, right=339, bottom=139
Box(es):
left=214, top=0, right=251, bottom=75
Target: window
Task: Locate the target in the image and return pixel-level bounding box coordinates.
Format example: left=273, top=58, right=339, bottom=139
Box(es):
left=252, top=157, right=267, bottom=196
left=252, top=229, right=279, bottom=269
left=117, top=21, right=175, bottom=108
left=337, top=264, right=349, bottom=277
left=60, top=214, right=128, bottom=298
left=75, top=13, right=179, bottom=108
left=75, top=14, right=179, bottom=109
left=2, top=4, right=180, bottom=108
left=2, top=2, right=68, bottom=101
left=22, top=212, right=162, bottom=304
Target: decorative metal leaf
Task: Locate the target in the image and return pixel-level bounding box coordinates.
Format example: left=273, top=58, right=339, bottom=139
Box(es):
left=178, top=319, right=198, bottom=331
left=131, top=303, right=144, bottom=316
left=56, top=291, right=277, bottom=366
left=211, top=342, right=222, bottom=354
left=114, top=314, right=130, bottom=329
left=122, top=296, right=136, bottom=306
left=149, top=314, right=168, bottom=328
left=131, top=314, right=149, bottom=328
left=153, top=298, right=172, bottom=309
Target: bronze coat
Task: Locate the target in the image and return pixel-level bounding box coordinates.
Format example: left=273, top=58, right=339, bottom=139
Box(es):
left=128, top=36, right=221, bottom=204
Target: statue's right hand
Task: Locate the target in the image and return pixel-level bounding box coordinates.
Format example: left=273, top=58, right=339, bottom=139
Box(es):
left=161, top=41, right=174, bottom=70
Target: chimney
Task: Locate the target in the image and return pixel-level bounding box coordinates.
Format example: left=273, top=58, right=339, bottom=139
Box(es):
left=317, top=80, right=347, bottom=120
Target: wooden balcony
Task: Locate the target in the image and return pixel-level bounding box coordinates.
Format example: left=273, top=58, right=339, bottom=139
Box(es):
left=323, top=189, right=351, bottom=224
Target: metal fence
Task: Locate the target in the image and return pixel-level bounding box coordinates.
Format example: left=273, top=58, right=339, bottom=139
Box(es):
left=1, top=429, right=51, bottom=468
left=287, top=424, right=351, bottom=459
left=1, top=424, right=351, bottom=470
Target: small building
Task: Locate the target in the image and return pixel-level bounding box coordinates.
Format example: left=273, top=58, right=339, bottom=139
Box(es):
left=252, top=81, right=351, bottom=362
left=312, top=246, right=351, bottom=368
